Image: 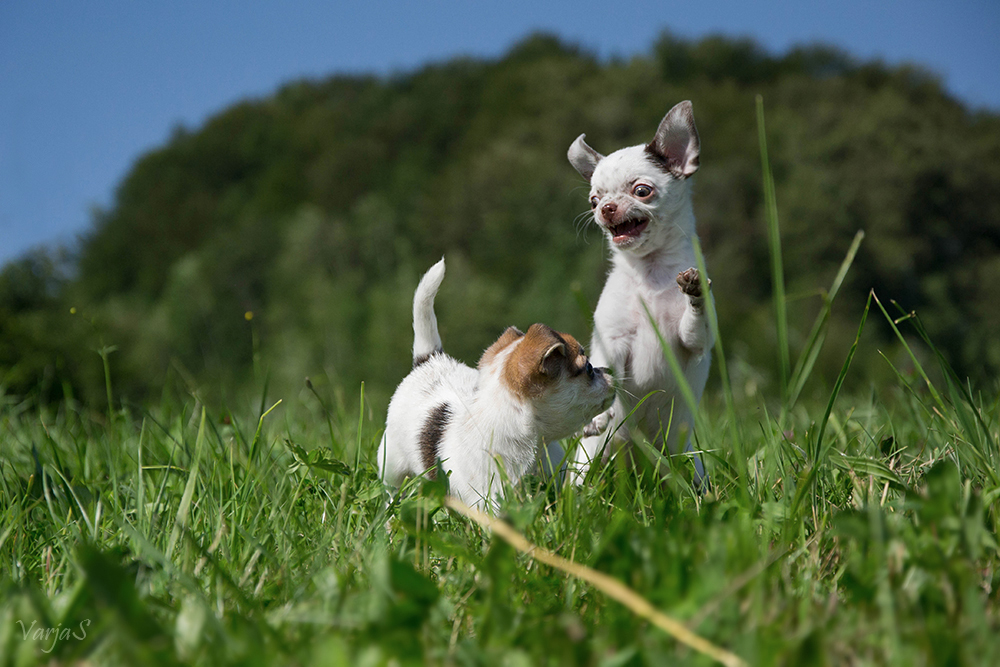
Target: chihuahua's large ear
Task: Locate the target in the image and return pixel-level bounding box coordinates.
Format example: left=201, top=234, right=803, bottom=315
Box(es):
left=648, top=101, right=700, bottom=179
left=568, top=134, right=604, bottom=182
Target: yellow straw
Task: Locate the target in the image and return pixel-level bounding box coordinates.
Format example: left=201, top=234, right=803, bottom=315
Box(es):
left=444, top=496, right=748, bottom=667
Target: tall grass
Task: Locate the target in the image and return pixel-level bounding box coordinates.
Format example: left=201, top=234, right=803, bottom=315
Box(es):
left=1, top=105, right=999, bottom=666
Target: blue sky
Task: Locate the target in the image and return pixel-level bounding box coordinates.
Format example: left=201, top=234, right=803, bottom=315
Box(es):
left=2, top=0, right=998, bottom=268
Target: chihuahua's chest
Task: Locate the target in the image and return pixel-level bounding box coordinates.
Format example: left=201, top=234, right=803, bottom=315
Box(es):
left=595, top=266, right=694, bottom=391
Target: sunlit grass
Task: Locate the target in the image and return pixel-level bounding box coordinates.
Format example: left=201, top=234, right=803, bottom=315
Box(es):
left=1, top=352, right=998, bottom=665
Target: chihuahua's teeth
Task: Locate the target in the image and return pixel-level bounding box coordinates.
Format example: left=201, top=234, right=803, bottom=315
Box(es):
left=609, top=217, right=649, bottom=243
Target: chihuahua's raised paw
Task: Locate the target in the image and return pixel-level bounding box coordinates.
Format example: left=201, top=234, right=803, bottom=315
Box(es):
left=676, top=267, right=710, bottom=303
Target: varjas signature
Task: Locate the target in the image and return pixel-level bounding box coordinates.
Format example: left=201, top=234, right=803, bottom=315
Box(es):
left=16, top=619, right=91, bottom=654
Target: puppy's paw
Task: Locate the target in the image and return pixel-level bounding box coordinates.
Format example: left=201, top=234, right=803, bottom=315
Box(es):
left=676, top=268, right=710, bottom=299
left=583, top=407, right=614, bottom=437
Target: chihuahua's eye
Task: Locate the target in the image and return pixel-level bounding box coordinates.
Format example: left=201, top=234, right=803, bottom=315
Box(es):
left=589, top=195, right=600, bottom=209
left=633, top=184, right=653, bottom=198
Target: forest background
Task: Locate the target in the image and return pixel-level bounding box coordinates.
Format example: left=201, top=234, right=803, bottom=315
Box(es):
left=2, top=31, right=1000, bottom=414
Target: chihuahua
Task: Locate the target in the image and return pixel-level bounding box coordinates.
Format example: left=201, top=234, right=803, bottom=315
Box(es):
left=378, top=258, right=615, bottom=510
left=566, top=100, right=712, bottom=484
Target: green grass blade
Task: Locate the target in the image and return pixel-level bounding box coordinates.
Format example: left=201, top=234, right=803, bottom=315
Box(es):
left=756, top=95, right=789, bottom=410
left=790, top=291, right=871, bottom=516
left=829, top=453, right=905, bottom=488
left=692, top=236, right=747, bottom=491
left=872, top=293, right=947, bottom=414
left=788, top=230, right=865, bottom=410
left=248, top=399, right=282, bottom=463
left=167, top=407, right=206, bottom=560
left=355, top=381, right=366, bottom=475
left=136, top=419, right=147, bottom=532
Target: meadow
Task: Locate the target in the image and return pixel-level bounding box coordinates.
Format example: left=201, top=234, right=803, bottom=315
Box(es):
left=2, top=286, right=999, bottom=666
left=3, top=87, right=1000, bottom=665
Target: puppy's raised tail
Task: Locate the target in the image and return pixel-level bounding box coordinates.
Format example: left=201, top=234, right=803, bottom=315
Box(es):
left=412, top=258, right=446, bottom=367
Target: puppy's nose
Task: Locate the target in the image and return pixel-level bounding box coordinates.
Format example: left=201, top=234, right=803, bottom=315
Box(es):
left=601, top=202, right=617, bottom=220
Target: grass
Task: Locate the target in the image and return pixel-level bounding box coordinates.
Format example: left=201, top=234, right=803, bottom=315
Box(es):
left=1, top=354, right=998, bottom=666
left=2, top=105, right=999, bottom=666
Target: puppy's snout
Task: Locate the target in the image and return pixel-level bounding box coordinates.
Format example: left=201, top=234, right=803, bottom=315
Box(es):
left=600, top=202, right=617, bottom=221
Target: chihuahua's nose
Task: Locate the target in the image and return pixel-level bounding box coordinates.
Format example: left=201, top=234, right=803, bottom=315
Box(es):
left=601, top=202, right=617, bottom=220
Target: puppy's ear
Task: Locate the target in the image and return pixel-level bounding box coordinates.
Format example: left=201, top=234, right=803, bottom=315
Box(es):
left=649, top=101, right=700, bottom=179
left=540, top=341, right=567, bottom=376
left=568, top=134, right=603, bottom=182
left=479, top=326, right=524, bottom=369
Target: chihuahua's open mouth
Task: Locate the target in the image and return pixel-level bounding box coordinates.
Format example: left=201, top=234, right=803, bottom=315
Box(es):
left=607, top=217, right=649, bottom=244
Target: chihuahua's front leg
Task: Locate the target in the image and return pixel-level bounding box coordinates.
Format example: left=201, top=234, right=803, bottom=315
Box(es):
left=569, top=332, right=620, bottom=483
left=582, top=406, right=614, bottom=437
left=568, top=395, right=626, bottom=485
left=578, top=326, right=621, bottom=438
left=676, top=268, right=711, bottom=357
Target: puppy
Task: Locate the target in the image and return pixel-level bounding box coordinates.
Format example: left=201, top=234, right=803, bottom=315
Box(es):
left=378, top=258, right=615, bottom=511
left=566, top=101, right=712, bottom=484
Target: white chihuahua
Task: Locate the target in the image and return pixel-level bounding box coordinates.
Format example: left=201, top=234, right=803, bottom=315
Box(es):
left=566, top=101, right=712, bottom=484
left=378, top=258, right=615, bottom=510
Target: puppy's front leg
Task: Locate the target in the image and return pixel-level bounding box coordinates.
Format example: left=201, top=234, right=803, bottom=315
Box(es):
left=676, top=268, right=711, bottom=357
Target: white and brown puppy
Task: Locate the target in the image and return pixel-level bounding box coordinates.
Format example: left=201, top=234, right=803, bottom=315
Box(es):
left=566, top=101, right=712, bottom=484
left=378, top=258, right=615, bottom=510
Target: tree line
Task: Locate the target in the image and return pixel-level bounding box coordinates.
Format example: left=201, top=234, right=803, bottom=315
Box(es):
left=3, top=32, right=999, bottom=411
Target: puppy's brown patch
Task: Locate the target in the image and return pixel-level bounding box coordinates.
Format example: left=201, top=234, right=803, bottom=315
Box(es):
left=478, top=326, right=524, bottom=369
left=502, top=323, right=587, bottom=399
